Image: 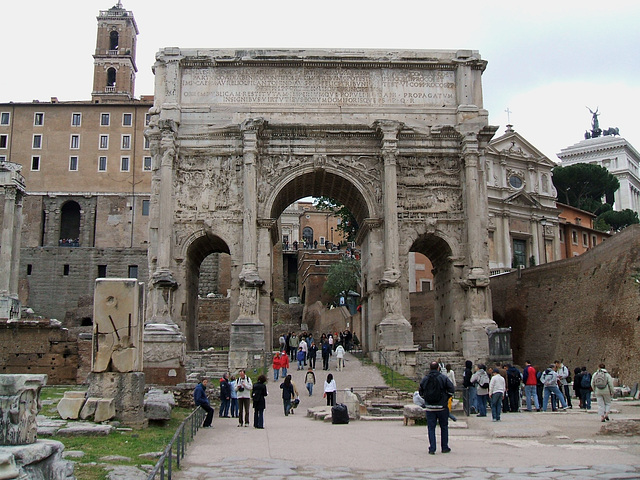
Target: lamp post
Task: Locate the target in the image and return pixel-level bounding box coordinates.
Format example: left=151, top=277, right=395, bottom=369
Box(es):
left=540, top=217, right=548, bottom=264
left=331, top=226, right=334, bottom=244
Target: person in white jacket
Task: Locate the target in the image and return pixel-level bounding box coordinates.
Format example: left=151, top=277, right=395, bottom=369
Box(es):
left=335, top=343, right=346, bottom=371
left=489, top=369, right=506, bottom=421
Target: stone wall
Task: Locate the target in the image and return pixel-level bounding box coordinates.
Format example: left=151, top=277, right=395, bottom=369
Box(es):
left=409, top=290, right=435, bottom=348
left=0, top=319, right=78, bottom=384
left=490, top=224, right=640, bottom=386
left=19, top=247, right=148, bottom=324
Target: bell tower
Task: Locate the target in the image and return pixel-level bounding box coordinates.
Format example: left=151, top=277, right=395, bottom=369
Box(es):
left=92, top=2, right=139, bottom=103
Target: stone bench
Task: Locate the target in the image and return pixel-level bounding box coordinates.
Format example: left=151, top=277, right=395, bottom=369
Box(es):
left=403, top=404, right=426, bottom=425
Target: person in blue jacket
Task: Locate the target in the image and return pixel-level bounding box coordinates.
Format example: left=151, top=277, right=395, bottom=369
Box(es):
left=193, top=378, right=213, bottom=428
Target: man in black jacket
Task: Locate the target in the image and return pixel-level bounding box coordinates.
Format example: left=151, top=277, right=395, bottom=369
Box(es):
left=419, top=362, right=455, bottom=455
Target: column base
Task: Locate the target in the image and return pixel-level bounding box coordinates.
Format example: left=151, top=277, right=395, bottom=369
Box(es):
left=0, top=295, right=20, bottom=321
left=86, top=372, right=147, bottom=428
left=461, top=317, right=497, bottom=363
left=229, top=321, right=266, bottom=373
left=143, top=324, right=186, bottom=385
left=0, top=440, right=74, bottom=480
left=376, top=316, right=414, bottom=350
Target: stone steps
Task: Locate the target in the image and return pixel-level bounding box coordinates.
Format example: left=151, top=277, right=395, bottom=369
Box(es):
left=185, top=351, right=229, bottom=381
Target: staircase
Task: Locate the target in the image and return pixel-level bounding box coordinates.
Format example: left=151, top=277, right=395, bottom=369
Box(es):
left=185, top=350, right=229, bottom=382
left=415, top=351, right=467, bottom=387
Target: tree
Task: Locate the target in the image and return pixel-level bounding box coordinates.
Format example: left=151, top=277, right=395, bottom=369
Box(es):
left=322, top=257, right=360, bottom=303
left=552, top=163, right=619, bottom=214
left=595, top=208, right=639, bottom=232
left=313, top=197, right=359, bottom=242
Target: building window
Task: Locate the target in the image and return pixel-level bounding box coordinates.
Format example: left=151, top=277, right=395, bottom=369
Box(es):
left=100, top=113, right=110, bottom=126
left=34, top=112, right=44, bottom=126
left=582, top=232, right=588, bottom=247
left=107, top=68, right=116, bottom=87
left=31, top=156, right=40, bottom=171
left=71, top=113, right=81, bottom=126
left=128, top=265, right=138, bottom=278
left=121, top=135, right=131, bottom=150
left=559, top=229, right=564, bottom=243
left=320, top=237, right=325, bottom=245
left=145, top=113, right=151, bottom=126
left=144, top=136, right=150, bottom=149
left=69, top=156, right=79, bottom=171
left=0, top=112, right=9, bottom=125
left=27, top=264, right=32, bottom=275
left=123, top=113, right=133, bottom=126
left=592, top=235, right=597, bottom=246
left=0, top=135, right=7, bottom=149
left=0, top=156, right=6, bottom=163
left=98, top=156, right=107, bottom=172
left=63, top=264, right=70, bottom=276
left=120, top=156, right=130, bottom=172
left=99, top=135, right=109, bottom=149
left=142, top=199, right=150, bottom=216
left=143, top=156, right=152, bottom=171
left=571, top=230, right=578, bottom=245
left=70, top=134, right=80, bottom=149
left=32, top=134, right=42, bottom=149
left=98, top=265, right=107, bottom=277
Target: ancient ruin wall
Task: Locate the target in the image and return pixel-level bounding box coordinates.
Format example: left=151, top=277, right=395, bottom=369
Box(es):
left=491, top=224, right=640, bottom=385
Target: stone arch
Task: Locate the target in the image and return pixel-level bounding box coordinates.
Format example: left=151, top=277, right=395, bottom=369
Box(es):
left=182, top=229, right=231, bottom=349
left=408, top=231, right=465, bottom=351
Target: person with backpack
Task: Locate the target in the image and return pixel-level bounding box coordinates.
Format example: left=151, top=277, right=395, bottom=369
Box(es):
left=506, top=364, right=522, bottom=413
left=522, top=361, right=540, bottom=412
left=470, top=364, right=490, bottom=417
left=555, top=360, right=572, bottom=409
left=591, top=363, right=614, bottom=422
left=579, top=366, right=592, bottom=410
left=419, top=362, right=455, bottom=454
left=540, top=364, right=568, bottom=412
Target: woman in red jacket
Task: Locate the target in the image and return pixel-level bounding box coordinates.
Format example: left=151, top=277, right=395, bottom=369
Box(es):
left=272, top=352, right=282, bottom=382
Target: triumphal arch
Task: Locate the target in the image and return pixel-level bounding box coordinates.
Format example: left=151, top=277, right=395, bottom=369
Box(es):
left=145, top=48, right=498, bottom=373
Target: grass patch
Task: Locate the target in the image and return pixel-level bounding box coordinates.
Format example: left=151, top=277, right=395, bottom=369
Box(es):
left=374, top=363, right=419, bottom=393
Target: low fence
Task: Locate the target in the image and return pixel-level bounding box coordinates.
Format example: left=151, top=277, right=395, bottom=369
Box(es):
left=146, top=406, right=205, bottom=480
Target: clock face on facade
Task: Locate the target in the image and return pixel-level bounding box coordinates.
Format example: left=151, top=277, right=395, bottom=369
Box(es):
left=509, top=175, right=523, bottom=189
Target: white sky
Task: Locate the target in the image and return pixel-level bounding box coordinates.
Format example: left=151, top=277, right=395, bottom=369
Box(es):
left=2, top=0, right=639, bottom=161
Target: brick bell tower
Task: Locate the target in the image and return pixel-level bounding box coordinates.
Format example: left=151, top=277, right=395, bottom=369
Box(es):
left=92, top=1, right=139, bottom=103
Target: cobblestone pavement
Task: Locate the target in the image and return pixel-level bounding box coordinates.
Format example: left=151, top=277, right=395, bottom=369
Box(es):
left=174, top=353, right=640, bottom=480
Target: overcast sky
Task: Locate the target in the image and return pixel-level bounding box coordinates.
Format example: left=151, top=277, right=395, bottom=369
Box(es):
left=2, top=1, right=639, bottom=161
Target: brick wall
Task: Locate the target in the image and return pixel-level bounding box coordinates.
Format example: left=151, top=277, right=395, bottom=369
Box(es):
left=0, top=319, right=78, bottom=384
left=196, top=297, right=231, bottom=348
left=491, top=224, right=640, bottom=385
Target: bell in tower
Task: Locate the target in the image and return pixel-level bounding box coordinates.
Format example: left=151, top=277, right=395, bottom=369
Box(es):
left=91, top=2, right=139, bottom=103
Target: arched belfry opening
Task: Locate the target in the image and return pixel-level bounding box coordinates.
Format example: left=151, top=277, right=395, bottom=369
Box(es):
left=109, top=31, right=119, bottom=50
left=107, top=68, right=116, bottom=87
left=184, top=232, right=231, bottom=350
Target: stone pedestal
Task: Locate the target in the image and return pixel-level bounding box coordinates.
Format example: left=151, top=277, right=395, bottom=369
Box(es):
left=229, top=322, right=265, bottom=373
left=86, top=372, right=147, bottom=428
left=461, top=317, right=497, bottom=363
left=143, top=323, right=186, bottom=385
left=0, top=374, right=47, bottom=445
left=0, top=440, right=74, bottom=480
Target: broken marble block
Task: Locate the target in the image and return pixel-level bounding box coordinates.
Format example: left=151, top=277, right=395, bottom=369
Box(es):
left=57, top=391, right=86, bottom=420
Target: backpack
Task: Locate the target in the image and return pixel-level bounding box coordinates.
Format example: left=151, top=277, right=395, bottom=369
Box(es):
left=421, top=374, right=442, bottom=405
left=508, top=371, right=521, bottom=389
left=480, top=371, right=490, bottom=390
left=580, top=372, right=591, bottom=389
left=593, top=370, right=608, bottom=389
left=542, top=370, right=556, bottom=387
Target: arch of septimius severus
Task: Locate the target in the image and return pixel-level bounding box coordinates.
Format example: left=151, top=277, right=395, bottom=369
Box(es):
left=143, top=48, right=498, bottom=375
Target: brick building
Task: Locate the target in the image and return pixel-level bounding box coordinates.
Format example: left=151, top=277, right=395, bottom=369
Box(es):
left=557, top=202, right=610, bottom=259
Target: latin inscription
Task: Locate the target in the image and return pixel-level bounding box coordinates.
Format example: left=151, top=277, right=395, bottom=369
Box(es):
left=180, top=67, right=456, bottom=107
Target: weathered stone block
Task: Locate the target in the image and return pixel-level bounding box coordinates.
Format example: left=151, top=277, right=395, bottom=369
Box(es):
left=94, top=398, right=116, bottom=423
left=0, top=374, right=47, bottom=446
left=86, top=372, right=146, bottom=428
left=92, top=278, right=144, bottom=373
left=144, top=401, right=171, bottom=421
left=0, top=439, right=74, bottom=480
left=78, top=397, right=98, bottom=420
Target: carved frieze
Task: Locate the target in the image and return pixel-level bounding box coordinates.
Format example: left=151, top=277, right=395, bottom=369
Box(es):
left=397, top=155, right=462, bottom=213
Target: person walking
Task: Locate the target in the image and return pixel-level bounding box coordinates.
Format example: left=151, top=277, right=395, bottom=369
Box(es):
left=305, top=367, right=316, bottom=396
left=280, top=375, right=297, bottom=416
left=296, top=347, right=306, bottom=370
left=591, top=363, right=614, bottom=422
left=522, top=361, right=540, bottom=412
left=280, top=350, right=289, bottom=379
left=335, top=343, right=346, bottom=371
left=229, top=375, right=238, bottom=418
left=219, top=373, right=231, bottom=418
left=555, top=360, right=573, bottom=409
left=489, top=368, right=506, bottom=421
left=193, top=378, right=213, bottom=428
left=419, top=362, right=455, bottom=455
left=236, top=369, right=253, bottom=427
left=470, top=364, right=490, bottom=417
left=252, top=374, right=268, bottom=429
left=579, top=366, right=592, bottom=410
left=506, top=364, right=522, bottom=413
left=324, top=373, right=337, bottom=406
left=272, top=352, right=282, bottom=382
left=462, top=360, right=477, bottom=415
left=321, top=340, right=331, bottom=370
left=308, top=341, right=318, bottom=369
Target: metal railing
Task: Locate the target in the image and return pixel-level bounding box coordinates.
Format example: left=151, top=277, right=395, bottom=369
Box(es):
left=146, top=406, right=205, bottom=480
